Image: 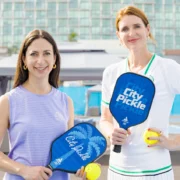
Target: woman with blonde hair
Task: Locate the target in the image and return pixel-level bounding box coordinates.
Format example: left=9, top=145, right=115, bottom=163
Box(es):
left=100, top=5, right=180, bottom=180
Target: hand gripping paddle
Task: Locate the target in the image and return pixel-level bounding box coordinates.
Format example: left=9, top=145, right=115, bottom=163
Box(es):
left=46, top=123, right=107, bottom=173
left=109, top=72, right=155, bottom=153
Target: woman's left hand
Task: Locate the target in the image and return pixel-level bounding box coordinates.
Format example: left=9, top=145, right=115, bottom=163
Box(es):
left=75, top=166, right=87, bottom=180
left=147, top=128, right=177, bottom=150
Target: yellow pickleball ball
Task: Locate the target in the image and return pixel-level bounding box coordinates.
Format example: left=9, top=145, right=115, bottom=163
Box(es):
left=85, top=163, right=101, bottom=180
left=143, top=130, right=160, bottom=145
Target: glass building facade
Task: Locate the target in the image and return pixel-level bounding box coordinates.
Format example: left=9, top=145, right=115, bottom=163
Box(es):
left=0, top=0, right=180, bottom=55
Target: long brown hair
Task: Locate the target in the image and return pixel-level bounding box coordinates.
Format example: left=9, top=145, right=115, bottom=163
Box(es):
left=13, top=29, right=60, bottom=88
left=115, top=6, right=155, bottom=43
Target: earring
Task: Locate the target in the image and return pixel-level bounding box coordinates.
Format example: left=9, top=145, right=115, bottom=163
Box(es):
left=53, top=64, right=56, bottom=69
left=23, top=65, right=27, bottom=70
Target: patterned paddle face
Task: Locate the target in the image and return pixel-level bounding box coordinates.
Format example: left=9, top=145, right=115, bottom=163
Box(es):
left=48, top=123, right=107, bottom=173
left=110, top=72, right=155, bottom=130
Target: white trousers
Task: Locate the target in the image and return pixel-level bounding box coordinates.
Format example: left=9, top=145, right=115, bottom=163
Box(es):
left=108, top=168, right=174, bottom=180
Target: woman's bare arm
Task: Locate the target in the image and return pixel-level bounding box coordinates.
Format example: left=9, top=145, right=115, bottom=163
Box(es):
left=67, top=96, right=74, bottom=129
left=0, top=94, right=27, bottom=176
left=99, top=105, right=114, bottom=139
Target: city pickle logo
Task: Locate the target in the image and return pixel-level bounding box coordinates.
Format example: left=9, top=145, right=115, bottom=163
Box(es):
left=116, top=88, right=146, bottom=110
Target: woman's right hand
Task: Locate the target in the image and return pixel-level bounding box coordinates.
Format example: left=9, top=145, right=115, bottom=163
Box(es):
left=110, top=128, right=131, bottom=145
left=20, top=166, right=52, bottom=180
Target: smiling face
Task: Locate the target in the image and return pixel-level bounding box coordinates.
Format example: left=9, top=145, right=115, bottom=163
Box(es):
left=23, top=38, right=56, bottom=80
left=116, top=15, right=150, bottom=51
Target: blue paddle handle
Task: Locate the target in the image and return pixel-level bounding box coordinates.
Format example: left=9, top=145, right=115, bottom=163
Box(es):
left=113, top=145, right=122, bottom=153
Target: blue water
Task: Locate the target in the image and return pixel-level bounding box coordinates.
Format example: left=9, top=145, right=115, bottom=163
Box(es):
left=59, top=86, right=101, bottom=115
left=59, top=86, right=180, bottom=116
left=171, top=95, right=180, bottom=115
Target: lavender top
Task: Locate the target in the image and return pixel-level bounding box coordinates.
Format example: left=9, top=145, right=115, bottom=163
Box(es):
left=4, top=86, right=70, bottom=180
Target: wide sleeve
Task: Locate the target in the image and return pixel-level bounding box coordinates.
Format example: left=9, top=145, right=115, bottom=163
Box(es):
left=163, top=59, right=180, bottom=94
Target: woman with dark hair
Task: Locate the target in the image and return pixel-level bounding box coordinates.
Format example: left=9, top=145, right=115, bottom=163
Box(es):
left=0, top=29, right=86, bottom=180
left=99, top=5, right=180, bottom=180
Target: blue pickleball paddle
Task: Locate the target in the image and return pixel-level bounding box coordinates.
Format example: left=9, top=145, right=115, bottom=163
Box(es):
left=46, top=123, right=107, bottom=173
left=109, top=72, right=155, bottom=153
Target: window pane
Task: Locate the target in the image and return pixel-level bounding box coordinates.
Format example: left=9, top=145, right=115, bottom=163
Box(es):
left=47, top=19, right=56, bottom=26
left=80, top=18, right=90, bottom=26
left=59, top=35, right=68, bottom=41
left=102, top=19, right=111, bottom=27
left=25, top=2, right=34, bottom=9
left=165, top=20, right=174, bottom=27
left=92, top=27, right=101, bottom=34
left=25, top=27, right=34, bottom=34
left=79, top=34, right=90, bottom=39
left=3, top=2, right=12, bottom=10
left=3, top=19, right=12, bottom=26
left=92, top=11, right=100, bottom=17
left=14, top=35, right=23, bottom=44
left=102, top=35, right=110, bottom=39
left=92, top=19, right=100, bottom=26
left=14, top=19, right=24, bottom=26
left=176, top=13, right=180, bottom=20
left=25, top=11, right=34, bottom=18
left=58, top=2, right=67, bottom=11
left=69, top=0, right=78, bottom=9
left=69, top=18, right=79, bottom=26
left=69, top=28, right=79, bottom=34
left=80, top=27, right=89, bottom=35
left=36, top=2, right=46, bottom=9
left=3, top=36, right=12, bottom=46
left=102, top=3, right=111, bottom=16
left=144, top=4, right=153, bottom=18
left=80, top=11, right=90, bottom=18
left=91, top=3, right=100, bottom=10
left=14, top=3, right=23, bottom=10
left=164, top=4, right=173, bottom=12
left=165, top=35, right=173, bottom=44
left=155, top=4, right=163, bottom=12
left=164, top=29, right=174, bottom=36
left=48, top=2, right=56, bottom=10
left=175, top=6, right=180, bottom=12
left=92, top=34, right=101, bottom=39
left=164, top=0, right=173, bottom=4
left=69, top=11, right=79, bottom=18
left=3, top=25, right=12, bottom=35
left=14, top=11, right=24, bottom=18
left=58, top=19, right=68, bottom=27
left=14, top=27, right=23, bottom=35
left=47, top=10, right=56, bottom=17
left=102, top=27, right=111, bottom=34
left=36, top=11, right=46, bottom=18
left=58, top=10, right=67, bottom=17
left=47, top=27, right=56, bottom=34
left=2, top=11, right=12, bottom=18
left=36, top=19, right=46, bottom=26
left=26, top=19, right=34, bottom=26
left=176, top=21, right=180, bottom=28
left=175, top=36, right=180, bottom=48
left=112, top=3, right=121, bottom=11
left=59, top=27, right=69, bottom=34
left=80, top=2, right=90, bottom=9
